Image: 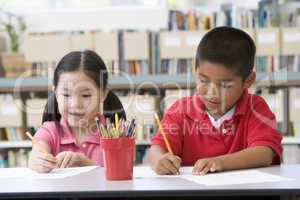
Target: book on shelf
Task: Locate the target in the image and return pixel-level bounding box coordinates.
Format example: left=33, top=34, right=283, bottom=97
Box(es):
left=119, top=94, right=159, bottom=141
left=290, top=88, right=300, bottom=137
left=0, top=149, right=30, bottom=168
left=118, top=31, right=151, bottom=75
left=259, top=88, right=285, bottom=134
left=163, top=89, right=193, bottom=112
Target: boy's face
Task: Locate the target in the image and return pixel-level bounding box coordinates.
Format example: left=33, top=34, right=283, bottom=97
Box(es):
left=196, top=61, right=255, bottom=118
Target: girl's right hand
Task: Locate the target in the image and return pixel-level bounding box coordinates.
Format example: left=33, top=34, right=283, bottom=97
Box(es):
left=153, top=153, right=181, bottom=175
left=29, top=149, right=57, bottom=173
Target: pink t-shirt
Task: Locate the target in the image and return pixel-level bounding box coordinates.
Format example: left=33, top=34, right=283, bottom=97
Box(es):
left=34, top=115, right=105, bottom=166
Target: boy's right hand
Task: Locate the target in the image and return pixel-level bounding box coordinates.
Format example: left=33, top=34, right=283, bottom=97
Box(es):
left=29, top=150, right=57, bottom=173
left=153, top=153, right=181, bottom=175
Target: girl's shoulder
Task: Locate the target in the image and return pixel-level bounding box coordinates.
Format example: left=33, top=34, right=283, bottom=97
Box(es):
left=37, top=121, right=61, bottom=137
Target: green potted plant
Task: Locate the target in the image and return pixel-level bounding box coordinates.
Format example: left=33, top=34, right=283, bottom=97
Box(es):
left=0, top=9, right=28, bottom=77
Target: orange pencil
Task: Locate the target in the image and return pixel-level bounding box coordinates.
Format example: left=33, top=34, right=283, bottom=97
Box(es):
left=26, top=132, right=48, bottom=154
left=154, top=113, right=174, bottom=155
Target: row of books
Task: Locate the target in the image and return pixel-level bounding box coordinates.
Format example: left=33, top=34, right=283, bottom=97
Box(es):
left=1, top=29, right=300, bottom=77
left=168, top=1, right=300, bottom=31
left=259, top=87, right=300, bottom=136
left=168, top=6, right=256, bottom=31
left=0, top=149, right=29, bottom=168
left=0, top=128, right=26, bottom=142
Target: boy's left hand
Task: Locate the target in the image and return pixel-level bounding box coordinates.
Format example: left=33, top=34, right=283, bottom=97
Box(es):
left=193, top=157, right=223, bottom=175
left=55, top=151, right=84, bottom=168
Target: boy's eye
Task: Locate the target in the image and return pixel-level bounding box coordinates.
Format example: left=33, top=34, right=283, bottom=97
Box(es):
left=199, top=78, right=210, bottom=84
left=82, top=94, right=91, bottom=98
left=220, top=82, right=234, bottom=89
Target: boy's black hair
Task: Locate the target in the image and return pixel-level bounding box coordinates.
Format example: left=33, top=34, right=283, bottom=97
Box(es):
left=42, top=50, right=126, bottom=125
left=195, top=26, right=256, bottom=80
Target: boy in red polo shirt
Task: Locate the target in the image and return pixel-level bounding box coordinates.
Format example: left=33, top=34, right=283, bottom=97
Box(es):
left=149, top=26, right=282, bottom=175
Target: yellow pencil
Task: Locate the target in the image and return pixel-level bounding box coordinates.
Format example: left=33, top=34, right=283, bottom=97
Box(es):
left=25, top=132, right=48, bottom=154
left=115, top=113, right=119, bottom=132
left=154, top=113, right=174, bottom=155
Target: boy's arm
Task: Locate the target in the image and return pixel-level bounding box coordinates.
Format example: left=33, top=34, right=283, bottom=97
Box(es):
left=217, top=146, right=274, bottom=170
left=148, top=145, right=181, bottom=175
left=193, top=146, right=274, bottom=175
left=148, top=145, right=168, bottom=169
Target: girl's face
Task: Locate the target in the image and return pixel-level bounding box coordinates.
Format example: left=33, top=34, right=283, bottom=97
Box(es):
left=55, top=71, right=105, bottom=128
left=196, top=61, right=255, bottom=119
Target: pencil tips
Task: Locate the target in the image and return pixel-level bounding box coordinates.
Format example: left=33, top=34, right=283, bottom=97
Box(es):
left=95, top=115, right=136, bottom=139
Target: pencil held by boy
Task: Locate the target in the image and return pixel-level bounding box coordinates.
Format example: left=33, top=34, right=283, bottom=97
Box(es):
left=148, top=26, right=282, bottom=175
left=28, top=50, right=126, bottom=173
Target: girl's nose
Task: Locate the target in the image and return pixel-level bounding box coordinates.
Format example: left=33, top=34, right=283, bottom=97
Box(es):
left=70, top=97, right=83, bottom=108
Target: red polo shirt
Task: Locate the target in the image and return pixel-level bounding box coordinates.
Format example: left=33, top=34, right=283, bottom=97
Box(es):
left=151, top=90, right=282, bottom=166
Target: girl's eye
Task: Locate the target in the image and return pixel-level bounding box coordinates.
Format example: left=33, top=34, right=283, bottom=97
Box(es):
left=63, top=94, right=70, bottom=97
left=82, top=94, right=91, bottom=98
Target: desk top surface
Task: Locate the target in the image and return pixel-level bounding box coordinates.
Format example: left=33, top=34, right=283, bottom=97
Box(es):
left=0, top=164, right=300, bottom=198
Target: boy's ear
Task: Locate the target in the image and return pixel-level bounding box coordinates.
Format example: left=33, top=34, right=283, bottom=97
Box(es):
left=243, top=72, right=256, bottom=89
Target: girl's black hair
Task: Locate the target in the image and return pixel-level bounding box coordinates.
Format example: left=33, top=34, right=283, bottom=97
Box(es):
left=42, top=50, right=126, bottom=125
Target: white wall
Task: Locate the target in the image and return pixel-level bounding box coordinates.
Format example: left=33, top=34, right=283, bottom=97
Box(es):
left=12, top=6, right=168, bottom=32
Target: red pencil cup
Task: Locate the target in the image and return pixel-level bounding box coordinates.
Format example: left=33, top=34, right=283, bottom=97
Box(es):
left=100, top=137, right=135, bottom=180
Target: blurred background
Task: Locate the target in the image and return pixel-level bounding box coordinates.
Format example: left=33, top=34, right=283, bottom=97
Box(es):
left=0, top=0, right=299, bottom=168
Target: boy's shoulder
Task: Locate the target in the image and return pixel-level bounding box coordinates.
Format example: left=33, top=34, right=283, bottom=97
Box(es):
left=167, top=95, right=206, bottom=115
left=169, top=91, right=270, bottom=115
left=235, top=90, right=273, bottom=116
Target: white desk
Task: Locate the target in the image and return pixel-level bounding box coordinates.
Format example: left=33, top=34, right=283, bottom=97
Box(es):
left=0, top=164, right=299, bottom=200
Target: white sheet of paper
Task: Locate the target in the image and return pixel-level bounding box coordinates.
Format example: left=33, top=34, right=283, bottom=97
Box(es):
left=182, top=169, right=292, bottom=186
left=133, top=166, right=193, bottom=178
left=0, top=166, right=99, bottom=179
left=28, top=166, right=99, bottom=179
left=134, top=167, right=292, bottom=186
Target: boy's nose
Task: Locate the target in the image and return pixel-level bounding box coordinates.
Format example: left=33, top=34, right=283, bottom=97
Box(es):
left=207, top=83, right=219, bottom=96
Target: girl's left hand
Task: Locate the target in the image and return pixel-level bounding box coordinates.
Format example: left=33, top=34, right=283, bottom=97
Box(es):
left=55, top=151, right=84, bottom=168
left=192, top=157, right=224, bottom=175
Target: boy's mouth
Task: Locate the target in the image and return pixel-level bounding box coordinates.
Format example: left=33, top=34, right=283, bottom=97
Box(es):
left=69, top=112, right=85, bottom=118
left=204, top=98, right=221, bottom=107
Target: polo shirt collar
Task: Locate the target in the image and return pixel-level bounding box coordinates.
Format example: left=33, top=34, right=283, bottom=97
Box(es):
left=185, top=95, right=207, bottom=121
left=234, top=89, right=250, bottom=117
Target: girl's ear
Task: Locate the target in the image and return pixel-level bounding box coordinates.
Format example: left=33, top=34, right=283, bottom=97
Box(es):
left=100, top=90, right=108, bottom=103
left=53, top=86, right=58, bottom=99
left=243, top=72, right=256, bottom=89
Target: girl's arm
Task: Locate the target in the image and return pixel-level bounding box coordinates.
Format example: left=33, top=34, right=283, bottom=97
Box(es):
left=55, top=152, right=94, bottom=168
left=28, top=141, right=57, bottom=173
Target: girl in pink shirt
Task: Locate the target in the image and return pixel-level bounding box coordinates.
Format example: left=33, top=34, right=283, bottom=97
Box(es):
left=28, top=50, right=126, bottom=173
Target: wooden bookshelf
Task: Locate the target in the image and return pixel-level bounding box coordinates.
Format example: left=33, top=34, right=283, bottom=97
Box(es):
left=0, top=136, right=299, bottom=149
left=282, top=137, right=300, bottom=145
left=0, top=72, right=300, bottom=92
left=0, top=141, right=32, bottom=149
left=0, top=140, right=151, bottom=149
